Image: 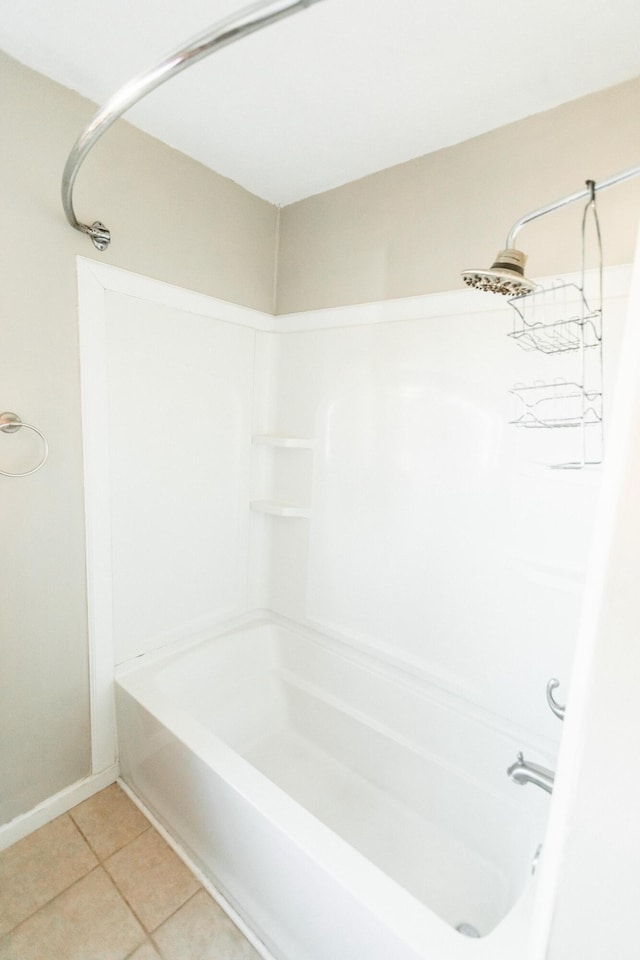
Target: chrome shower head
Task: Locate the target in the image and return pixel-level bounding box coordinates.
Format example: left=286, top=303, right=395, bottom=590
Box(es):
left=461, top=248, right=535, bottom=296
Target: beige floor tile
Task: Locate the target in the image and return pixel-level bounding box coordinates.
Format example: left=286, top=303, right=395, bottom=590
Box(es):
left=104, top=827, right=200, bottom=932
left=153, top=889, right=262, bottom=960
left=124, top=941, right=162, bottom=960
left=0, top=866, right=145, bottom=960
left=0, top=813, right=98, bottom=937
left=70, top=783, right=150, bottom=860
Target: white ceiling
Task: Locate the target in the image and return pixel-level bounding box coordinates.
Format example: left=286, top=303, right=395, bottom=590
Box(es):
left=2, top=0, right=640, bottom=205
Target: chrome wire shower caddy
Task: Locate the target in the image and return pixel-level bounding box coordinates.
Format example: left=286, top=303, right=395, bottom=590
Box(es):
left=506, top=183, right=604, bottom=469
left=461, top=163, right=640, bottom=467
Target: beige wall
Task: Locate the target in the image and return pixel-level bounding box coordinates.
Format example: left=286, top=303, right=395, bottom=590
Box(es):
left=276, top=75, right=640, bottom=313
left=0, top=52, right=278, bottom=823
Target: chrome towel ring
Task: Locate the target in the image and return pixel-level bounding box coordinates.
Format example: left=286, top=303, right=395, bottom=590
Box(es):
left=0, top=412, right=49, bottom=477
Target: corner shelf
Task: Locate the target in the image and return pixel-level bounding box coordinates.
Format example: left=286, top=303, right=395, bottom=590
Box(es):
left=250, top=499, right=310, bottom=518
left=250, top=434, right=313, bottom=518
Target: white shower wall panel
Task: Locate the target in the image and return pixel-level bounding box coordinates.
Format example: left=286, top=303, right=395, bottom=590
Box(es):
left=84, top=264, right=628, bottom=770
left=266, top=293, right=626, bottom=742
left=103, top=292, right=255, bottom=664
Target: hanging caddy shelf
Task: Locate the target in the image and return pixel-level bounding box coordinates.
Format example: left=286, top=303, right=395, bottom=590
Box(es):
left=509, top=380, right=602, bottom=430
left=507, top=282, right=602, bottom=355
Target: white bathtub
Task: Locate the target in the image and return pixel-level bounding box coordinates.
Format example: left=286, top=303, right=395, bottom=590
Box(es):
left=116, top=615, right=550, bottom=960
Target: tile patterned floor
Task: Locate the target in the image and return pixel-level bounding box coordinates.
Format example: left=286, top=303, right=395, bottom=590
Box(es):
left=0, top=783, right=262, bottom=960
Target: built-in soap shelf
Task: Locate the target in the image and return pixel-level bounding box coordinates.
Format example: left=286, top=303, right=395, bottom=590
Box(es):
left=250, top=433, right=313, bottom=519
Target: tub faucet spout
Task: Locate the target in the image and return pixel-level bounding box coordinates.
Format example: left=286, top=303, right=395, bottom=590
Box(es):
left=507, top=752, right=555, bottom=794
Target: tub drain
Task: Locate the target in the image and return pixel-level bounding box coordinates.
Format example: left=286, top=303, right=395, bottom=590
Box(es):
left=456, top=923, right=481, bottom=938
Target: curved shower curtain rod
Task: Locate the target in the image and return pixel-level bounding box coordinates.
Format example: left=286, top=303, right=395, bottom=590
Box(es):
left=61, top=0, right=327, bottom=251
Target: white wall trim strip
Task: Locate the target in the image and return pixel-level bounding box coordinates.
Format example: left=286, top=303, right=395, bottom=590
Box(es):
left=76, top=257, right=274, bottom=331
left=77, top=260, right=118, bottom=775
left=273, top=264, right=632, bottom=332
left=79, top=257, right=632, bottom=336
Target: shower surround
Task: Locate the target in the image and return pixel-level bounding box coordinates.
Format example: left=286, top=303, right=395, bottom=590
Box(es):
left=77, top=259, right=630, bottom=958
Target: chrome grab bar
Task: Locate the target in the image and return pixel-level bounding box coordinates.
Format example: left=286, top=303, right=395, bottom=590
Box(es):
left=546, top=678, right=566, bottom=720
left=61, top=0, right=327, bottom=250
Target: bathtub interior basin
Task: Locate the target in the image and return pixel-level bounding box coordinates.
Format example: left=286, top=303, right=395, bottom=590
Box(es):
left=116, top=615, right=550, bottom=959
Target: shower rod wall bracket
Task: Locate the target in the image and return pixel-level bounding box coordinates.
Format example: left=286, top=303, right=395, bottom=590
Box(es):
left=88, top=222, right=111, bottom=251
left=60, top=0, right=327, bottom=249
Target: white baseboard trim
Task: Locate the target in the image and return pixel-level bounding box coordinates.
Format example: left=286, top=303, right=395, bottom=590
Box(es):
left=117, top=778, right=277, bottom=960
left=0, top=765, right=119, bottom=852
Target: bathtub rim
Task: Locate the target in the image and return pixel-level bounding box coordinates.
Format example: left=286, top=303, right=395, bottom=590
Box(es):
left=125, top=609, right=553, bottom=831
left=116, top=608, right=559, bottom=765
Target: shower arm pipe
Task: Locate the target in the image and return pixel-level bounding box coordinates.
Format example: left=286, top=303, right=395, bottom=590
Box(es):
left=506, top=162, right=640, bottom=249
left=61, top=0, right=327, bottom=250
